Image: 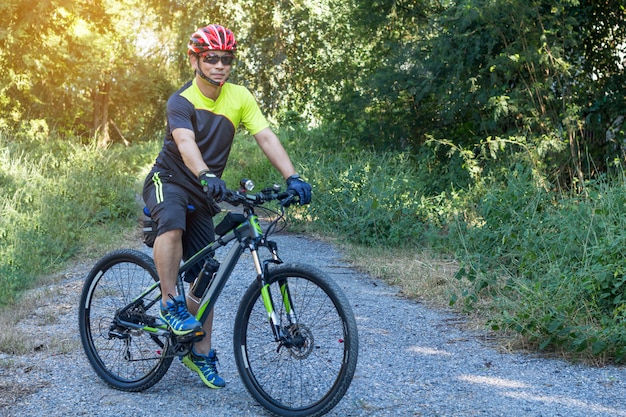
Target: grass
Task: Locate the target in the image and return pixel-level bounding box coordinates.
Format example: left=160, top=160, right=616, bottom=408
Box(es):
left=0, top=127, right=158, bottom=306
left=444, top=168, right=626, bottom=363
left=343, top=243, right=461, bottom=306
left=4, top=125, right=626, bottom=365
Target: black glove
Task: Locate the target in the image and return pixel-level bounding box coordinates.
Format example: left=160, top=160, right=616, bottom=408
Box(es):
left=286, top=174, right=312, bottom=205
left=199, top=170, right=226, bottom=202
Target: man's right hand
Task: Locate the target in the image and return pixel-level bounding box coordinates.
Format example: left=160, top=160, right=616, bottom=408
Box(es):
left=199, top=171, right=226, bottom=202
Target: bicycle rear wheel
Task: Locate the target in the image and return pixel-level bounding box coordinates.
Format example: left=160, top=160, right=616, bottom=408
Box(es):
left=78, top=249, right=173, bottom=391
left=233, top=263, right=358, bottom=417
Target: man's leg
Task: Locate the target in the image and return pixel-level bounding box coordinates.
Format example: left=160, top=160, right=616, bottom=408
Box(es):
left=154, top=229, right=183, bottom=307
left=153, top=228, right=202, bottom=334
left=187, top=301, right=214, bottom=354
left=143, top=172, right=201, bottom=335
left=182, top=203, right=217, bottom=354
left=179, top=204, right=225, bottom=388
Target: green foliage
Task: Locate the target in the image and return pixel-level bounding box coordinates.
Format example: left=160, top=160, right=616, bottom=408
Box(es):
left=450, top=167, right=626, bottom=362
left=307, top=151, right=424, bottom=245
left=0, top=128, right=156, bottom=306
left=2, top=0, right=623, bottom=186
left=315, top=0, right=625, bottom=187
left=270, top=126, right=460, bottom=247
left=0, top=0, right=177, bottom=140
left=220, top=131, right=283, bottom=188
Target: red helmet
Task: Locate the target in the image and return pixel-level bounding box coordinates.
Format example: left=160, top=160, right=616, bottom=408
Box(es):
left=188, top=24, right=237, bottom=55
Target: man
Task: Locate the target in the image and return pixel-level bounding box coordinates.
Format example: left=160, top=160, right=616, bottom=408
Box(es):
left=142, top=24, right=312, bottom=389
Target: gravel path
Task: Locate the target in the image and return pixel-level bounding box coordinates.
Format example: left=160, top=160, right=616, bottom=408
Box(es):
left=1, top=234, right=626, bottom=417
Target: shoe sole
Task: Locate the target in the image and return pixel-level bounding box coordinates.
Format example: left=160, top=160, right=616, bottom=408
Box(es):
left=181, top=356, right=225, bottom=389
left=159, top=313, right=201, bottom=336
left=168, top=327, right=198, bottom=336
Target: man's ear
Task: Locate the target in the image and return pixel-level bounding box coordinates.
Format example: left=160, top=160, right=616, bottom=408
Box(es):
left=190, top=54, right=199, bottom=70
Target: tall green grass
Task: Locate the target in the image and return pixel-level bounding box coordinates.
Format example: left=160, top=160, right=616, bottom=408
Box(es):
left=449, top=167, right=626, bottom=362
left=4, top=123, right=626, bottom=363
left=0, top=127, right=158, bottom=305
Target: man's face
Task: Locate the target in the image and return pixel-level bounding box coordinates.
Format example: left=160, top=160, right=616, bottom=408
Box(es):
left=196, top=51, right=234, bottom=85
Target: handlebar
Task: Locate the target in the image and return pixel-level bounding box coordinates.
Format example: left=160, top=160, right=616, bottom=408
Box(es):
left=223, top=186, right=299, bottom=208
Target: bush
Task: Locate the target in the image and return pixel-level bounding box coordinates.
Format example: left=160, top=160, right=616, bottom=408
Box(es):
left=451, top=167, right=626, bottom=362
left=0, top=128, right=157, bottom=305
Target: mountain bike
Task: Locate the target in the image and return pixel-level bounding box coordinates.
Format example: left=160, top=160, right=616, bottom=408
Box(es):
left=77, top=180, right=359, bottom=417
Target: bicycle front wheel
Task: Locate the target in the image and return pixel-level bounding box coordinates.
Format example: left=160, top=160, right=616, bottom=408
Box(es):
left=233, top=263, right=358, bottom=417
left=78, top=249, right=173, bottom=391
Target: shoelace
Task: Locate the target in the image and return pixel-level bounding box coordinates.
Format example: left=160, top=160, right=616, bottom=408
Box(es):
left=200, top=355, right=219, bottom=373
left=200, top=361, right=217, bottom=373
left=167, top=294, right=191, bottom=319
left=196, top=350, right=220, bottom=372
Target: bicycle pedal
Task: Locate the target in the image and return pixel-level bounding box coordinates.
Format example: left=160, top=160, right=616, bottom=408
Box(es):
left=190, top=330, right=206, bottom=342
left=170, top=330, right=205, bottom=357
left=173, top=329, right=206, bottom=343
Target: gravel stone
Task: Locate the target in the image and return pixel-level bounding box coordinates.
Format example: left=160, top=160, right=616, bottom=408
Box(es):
left=1, top=234, right=625, bottom=416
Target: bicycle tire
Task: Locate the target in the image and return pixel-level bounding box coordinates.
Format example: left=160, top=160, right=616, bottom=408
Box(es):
left=233, top=263, right=358, bottom=417
left=78, top=249, right=173, bottom=391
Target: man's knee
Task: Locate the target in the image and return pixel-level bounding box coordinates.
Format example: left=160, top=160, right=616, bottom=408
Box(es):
left=154, top=228, right=183, bottom=247
left=160, top=228, right=183, bottom=237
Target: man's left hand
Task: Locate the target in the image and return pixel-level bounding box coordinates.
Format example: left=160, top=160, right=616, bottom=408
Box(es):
left=286, top=174, right=312, bottom=205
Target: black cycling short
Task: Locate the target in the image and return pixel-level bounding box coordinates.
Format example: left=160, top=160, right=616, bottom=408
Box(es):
left=143, top=168, right=220, bottom=282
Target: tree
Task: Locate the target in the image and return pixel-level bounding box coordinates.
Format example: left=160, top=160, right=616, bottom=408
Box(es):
left=412, top=0, right=624, bottom=186
left=0, top=0, right=177, bottom=143
left=316, top=0, right=442, bottom=150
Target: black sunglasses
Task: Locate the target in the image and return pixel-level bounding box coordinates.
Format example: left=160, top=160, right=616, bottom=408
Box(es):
left=201, top=54, right=235, bottom=66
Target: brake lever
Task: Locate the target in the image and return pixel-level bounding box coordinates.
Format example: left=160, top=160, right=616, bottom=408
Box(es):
left=280, top=194, right=297, bottom=207
left=224, top=190, right=245, bottom=206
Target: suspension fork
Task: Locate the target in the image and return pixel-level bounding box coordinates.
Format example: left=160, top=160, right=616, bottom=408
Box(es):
left=278, top=279, right=297, bottom=322
left=251, top=245, right=297, bottom=342
left=266, top=239, right=297, bottom=322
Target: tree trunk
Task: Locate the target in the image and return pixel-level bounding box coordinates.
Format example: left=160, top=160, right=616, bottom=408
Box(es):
left=568, top=127, right=585, bottom=195
left=109, top=119, right=130, bottom=146
left=93, top=81, right=111, bottom=148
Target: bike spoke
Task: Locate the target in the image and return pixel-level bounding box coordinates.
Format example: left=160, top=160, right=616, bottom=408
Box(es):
left=235, top=265, right=358, bottom=416
left=79, top=250, right=173, bottom=391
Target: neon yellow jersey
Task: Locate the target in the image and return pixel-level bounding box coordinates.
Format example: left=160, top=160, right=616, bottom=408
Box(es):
left=179, top=80, right=269, bottom=136
left=155, top=79, right=269, bottom=180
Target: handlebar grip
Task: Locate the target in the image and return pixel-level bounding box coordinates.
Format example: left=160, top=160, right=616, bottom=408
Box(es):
left=277, top=189, right=299, bottom=207
left=222, top=187, right=299, bottom=206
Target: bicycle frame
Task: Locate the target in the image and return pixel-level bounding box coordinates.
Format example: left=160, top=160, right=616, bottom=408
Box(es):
left=183, top=215, right=262, bottom=322
left=115, top=204, right=294, bottom=348
left=184, top=208, right=293, bottom=343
